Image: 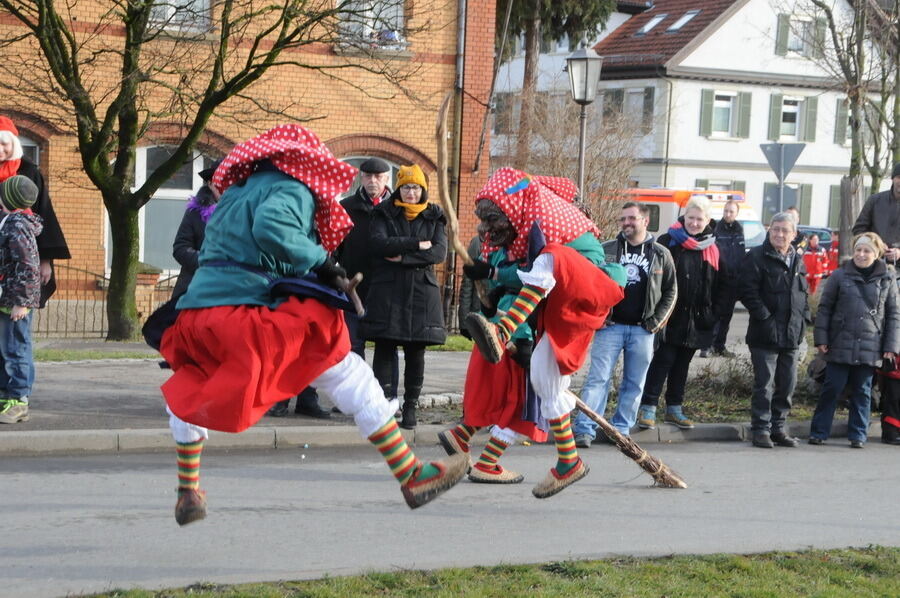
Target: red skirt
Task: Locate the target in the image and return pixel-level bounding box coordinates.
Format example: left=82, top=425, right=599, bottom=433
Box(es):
left=161, top=297, right=349, bottom=433
left=462, top=351, right=548, bottom=443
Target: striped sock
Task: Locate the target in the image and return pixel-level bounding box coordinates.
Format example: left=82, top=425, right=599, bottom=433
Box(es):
left=474, top=436, right=510, bottom=473
left=176, top=440, right=203, bottom=491
left=451, top=424, right=479, bottom=450
left=370, top=418, right=439, bottom=485
left=496, top=284, right=546, bottom=340
left=549, top=414, right=579, bottom=475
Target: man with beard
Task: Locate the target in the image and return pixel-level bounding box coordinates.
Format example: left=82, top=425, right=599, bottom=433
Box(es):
left=572, top=202, right=676, bottom=446
left=453, top=168, right=625, bottom=498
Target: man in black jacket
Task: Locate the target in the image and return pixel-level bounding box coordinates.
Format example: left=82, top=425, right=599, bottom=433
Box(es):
left=741, top=212, right=811, bottom=449
left=853, top=162, right=900, bottom=263
left=700, top=200, right=744, bottom=357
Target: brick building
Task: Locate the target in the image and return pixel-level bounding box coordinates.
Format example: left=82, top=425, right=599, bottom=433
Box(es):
left=0, top=1, right=494, bottom=330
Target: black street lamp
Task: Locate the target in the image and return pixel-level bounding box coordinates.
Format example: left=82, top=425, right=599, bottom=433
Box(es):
left=565, top=47, right=603, bottom=199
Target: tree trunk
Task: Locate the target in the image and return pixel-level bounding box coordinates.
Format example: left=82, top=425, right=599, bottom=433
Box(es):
left=105, top=202, right=141, bottom=340
left=514, top=1, right=540, bottom=170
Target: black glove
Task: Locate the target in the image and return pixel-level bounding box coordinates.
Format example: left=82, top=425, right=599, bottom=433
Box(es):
left=463, top=259, right=495, bottom=281
left=313, top=256, right=347, bottom=291
left=480, top=285, right=508, bottom=319
left=510, top=338, right=533, bottom=369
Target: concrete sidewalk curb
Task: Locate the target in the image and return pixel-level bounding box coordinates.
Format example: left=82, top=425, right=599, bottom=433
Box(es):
left=0, top=421, right=883, bottom=455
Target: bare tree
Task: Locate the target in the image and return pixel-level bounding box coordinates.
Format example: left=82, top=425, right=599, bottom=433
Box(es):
left=0, top=0, right=437, bottom=339
left=492, top=88, right=643, bottom=237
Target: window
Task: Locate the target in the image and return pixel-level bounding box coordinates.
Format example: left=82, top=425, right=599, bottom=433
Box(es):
left=492, top=92, right=521, bottom=135
left=768, top=94, right=817, bottom=142
left=636, top=14, right=667, bottom=35
left=699, top=89, right=751, bottom=138
left=667, top=10, right=700, bottom=32
left=341, top=155, right=399, bottom=198
left=19, top=134, right=39, bottom=165
left=150, top=0, right=211, bottom=32
left=786, top=21, right=811, bottom=53
left=602, top=88, right=625, bottom=119
left=775, top=14, right=825, bottom=58
left=115, top=146, right=218, bottom=272
left=339, top=1, right=407, bottom=50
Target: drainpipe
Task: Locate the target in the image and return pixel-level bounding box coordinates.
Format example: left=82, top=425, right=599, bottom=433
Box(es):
left=663, top=76, right=673, bottom=187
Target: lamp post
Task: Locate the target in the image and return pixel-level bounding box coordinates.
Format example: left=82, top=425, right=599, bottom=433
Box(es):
left=565, top=47, right=603, bottom=200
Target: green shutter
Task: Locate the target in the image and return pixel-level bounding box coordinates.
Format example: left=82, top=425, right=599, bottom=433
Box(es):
left=699, top=89, right=714, bottom=136
left=814, top=18, right=827, bottom=58
left=799, top=184, right=813, bottom=224
left=737, top=92, right=752, bottom=138
left=775, top=14, right=790, bottom=56
left=694, top=179, right=709, bottom=189
left=828, top=184, right=841, bottom=229
left=642, top=86, right=655, bottom=131
left=768, top=94, right=783, bottom=140
left=802, top=96, right=818, bottom=142
left=834, top=98, right=848, bottom=145
left=732, top=180, right=746, bottom=192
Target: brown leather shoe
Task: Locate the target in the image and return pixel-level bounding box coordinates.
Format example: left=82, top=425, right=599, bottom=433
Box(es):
left=532, top=458, right=589, bottom=499
left=400, top=453, right=468, bottom=509
left=174, top=488, right=207, bottom=526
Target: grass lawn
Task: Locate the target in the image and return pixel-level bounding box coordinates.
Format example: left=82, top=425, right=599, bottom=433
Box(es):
left=84, top=546, right=900, bottom=597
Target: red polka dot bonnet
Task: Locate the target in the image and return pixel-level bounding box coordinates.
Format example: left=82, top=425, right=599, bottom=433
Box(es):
left=212, top=124, right=357, bottom=252
left=476, top=167, right=598, bottom=260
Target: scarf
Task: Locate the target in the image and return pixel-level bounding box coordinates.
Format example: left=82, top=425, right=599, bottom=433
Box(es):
left=185, top=192, right=218, bottom=223
left=667, top=220, right=720, bottom=270
left=393, top=199, right=428, bottom=221
left=475, top=167, right=598, bottom=261
left=212, top=124, right=357, bottom=252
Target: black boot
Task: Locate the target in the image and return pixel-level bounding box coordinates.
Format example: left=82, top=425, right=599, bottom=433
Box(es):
left=295, top=387, right=331, bottom=420
left=267, top=399, right=290, bottom=417
left=400, top=400, right=417, bottom=430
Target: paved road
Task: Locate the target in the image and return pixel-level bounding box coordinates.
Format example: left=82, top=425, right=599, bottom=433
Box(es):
left=4, top=439, right=898, bottom=598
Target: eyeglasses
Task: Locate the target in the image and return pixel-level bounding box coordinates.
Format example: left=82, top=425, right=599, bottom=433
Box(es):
left=770, top=226, right=793, bottom=235
left=400, top=185, right=421, bottom=192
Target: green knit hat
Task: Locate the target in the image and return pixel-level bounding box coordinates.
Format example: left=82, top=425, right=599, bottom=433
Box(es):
left=0, top=175, right=39, bottom=211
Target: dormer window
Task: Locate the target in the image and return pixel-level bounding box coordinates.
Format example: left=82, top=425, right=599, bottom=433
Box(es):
left=635, top=14, right=667, bottom=36
left=667, top=10, right=700, bottom=32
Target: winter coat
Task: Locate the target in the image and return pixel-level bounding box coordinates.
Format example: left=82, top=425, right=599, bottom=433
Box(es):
left=361, top=198, right=448, bottom=345
left=853, top=188, right=900, bottom=247
left=814, top=260, right=900, bottom=366
left=602, top=234, right=677, bottom=333
left=16, top=158, right=70, bottom=306
left=0, top=210, right=44, bottom=309
left=713, top=218, right=745, bottom=281
left=741, top=239, right=811, bottom=350
left=334, top=186, right=388, bottom=300
left=657, top=224, right=721, bottom=348
left=171, top=189, right=217, bottom=300
left=176, top=169, right=327, bottom=310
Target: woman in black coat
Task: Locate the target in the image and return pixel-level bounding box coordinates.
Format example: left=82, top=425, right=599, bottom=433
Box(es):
left=637, top=197, right=722, bottom=431
left=171, top=160, right=221, bottom=300
left=362, top=164, right=447, bottom=429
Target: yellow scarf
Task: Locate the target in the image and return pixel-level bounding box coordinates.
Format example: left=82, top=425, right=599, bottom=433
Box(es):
left=394, top=199, right=428, bottom=221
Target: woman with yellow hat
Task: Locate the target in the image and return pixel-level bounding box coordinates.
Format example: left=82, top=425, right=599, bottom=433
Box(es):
left=362, top=164, right=447, bottom=429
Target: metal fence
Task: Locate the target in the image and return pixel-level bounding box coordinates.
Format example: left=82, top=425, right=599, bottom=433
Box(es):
left=31, top=265, right=177, bottom=339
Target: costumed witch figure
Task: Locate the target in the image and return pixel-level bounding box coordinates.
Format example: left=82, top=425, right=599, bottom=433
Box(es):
left=160, top=125, right=468, bottom=526
left=443, top=168, right=626, bottom=497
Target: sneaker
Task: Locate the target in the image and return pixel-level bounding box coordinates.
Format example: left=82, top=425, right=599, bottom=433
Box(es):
left=574, top=434, right=592, bottom=449
left=849, top=440, right=865, bottom=449
left=0, top=399, right=29, bottom=424
left=664, top=411, right=695, bottom=430
left=637, top=409, right=656, bottom=430
left=174, top=488, right=207, bottom=526
left=808, top=437, right=826, bottom=445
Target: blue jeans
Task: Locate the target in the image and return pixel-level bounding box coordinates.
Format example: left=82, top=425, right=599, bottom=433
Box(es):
left=810, top=362, right=873, bottom=443
left=574, top=323, right=654, bottom=438
left=0, top=310, right=35, bottom=399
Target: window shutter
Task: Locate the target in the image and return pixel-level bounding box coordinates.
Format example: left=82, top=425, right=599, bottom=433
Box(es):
left=834, top=98, right=848, bottom=145
left=802, top=96, right=818, bottom=142
left=642, top=86, right=655, bottom=132
left=799, top=184, right=813, bottom=224
left=737, top=92, right=752, bottom=138
left=768, top=94, right=783, bottom=140
left=695, top=179, right=709, bottom=189
left=813, top=18, right=827, bottom=58
left=828, top=184, right=841, bottom=229
left=732, top=180, right=746, bottom=192
left=775, top=14, right=790, bottom=56
left=699, top=89, right=714, bottom=136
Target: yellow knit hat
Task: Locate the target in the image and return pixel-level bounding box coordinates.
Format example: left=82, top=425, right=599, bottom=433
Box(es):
left=396, top=164, right=428, bottom=191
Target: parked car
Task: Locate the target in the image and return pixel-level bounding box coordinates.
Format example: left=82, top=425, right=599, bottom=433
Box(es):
left=797, top=225, right=834, bottom=250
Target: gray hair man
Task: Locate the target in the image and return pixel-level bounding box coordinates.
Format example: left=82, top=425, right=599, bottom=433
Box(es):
left=740, top=212, right=811, bottom=448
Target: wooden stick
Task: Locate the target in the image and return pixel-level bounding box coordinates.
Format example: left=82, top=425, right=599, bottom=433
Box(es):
left=435, top=91, right=491, bottom=307
left=566, top=390, right=688, bottom=489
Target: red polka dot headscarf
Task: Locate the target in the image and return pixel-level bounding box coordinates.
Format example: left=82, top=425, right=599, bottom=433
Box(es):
left=212, top=124, right=357, bottom=252
left=476, top=167, right=598, bottom=261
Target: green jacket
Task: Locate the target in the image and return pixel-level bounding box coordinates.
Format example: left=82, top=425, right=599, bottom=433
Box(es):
left=177, top=170, right=326, bottom=309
